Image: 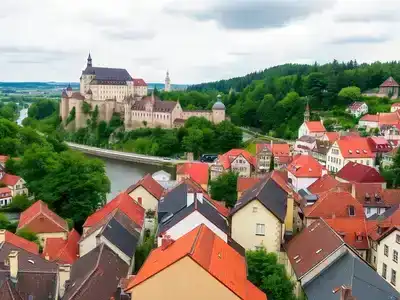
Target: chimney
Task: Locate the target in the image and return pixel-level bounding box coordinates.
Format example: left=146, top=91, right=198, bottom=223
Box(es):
left=161, top=236, right=174, bottom=250
left=0, top=229, right=6, bottom=243
left=58, top=264, right=71, bottom=298
left=187, top=193, right=194, bottom=207
left=8, top=251, right=18, bottom=283
left=340, top=286, right=356, bottom=300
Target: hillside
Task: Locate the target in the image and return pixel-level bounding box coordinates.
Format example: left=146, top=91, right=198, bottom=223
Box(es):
left=178, top=60, right=400, bottom=139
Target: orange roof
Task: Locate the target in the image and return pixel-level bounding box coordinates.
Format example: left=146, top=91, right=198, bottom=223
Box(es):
left=287, top=154, right=325, bottom=178
left=42, top=229, right=80, bottom=264
left=305, top=121, right=326, bottom=132
left=1, top=230, right=39, bottom=254
left=1, top=173, right=21, bottom=186
left=360, top=114, right=379, bottom=122
left=237, top=177, right=261, bottom=193
left=256, top=143, right=290, bottom=157
left=176, top=163, right=209, bottom=186
left=218, top=149, right=256, bottom=169
left=126, top=225, right=266, bottom=300
left=324, top=218, right=369, bottom=250
left=392, top=102, right=400, bottom=108
left=126, top=174, right=164, bottom=200
left=324, top=132, right=340, bottom=142
left=83, top=192, right=145, bottom=229
left=307, top=174, right=352, bottom=194
left=304, top=191, right=364, bottom=219
left=378, top=112, right=400, bottom=126
left=336, top=138, right=374, bottom=158
left=367, top=205, right=400, bottom=241
left=0, top=187, right=11, bottom=196
left=17, top=200, right=68, bottom=233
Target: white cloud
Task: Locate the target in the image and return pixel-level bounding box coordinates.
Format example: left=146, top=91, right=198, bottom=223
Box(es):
left=0, top=0, right=399, bottom=84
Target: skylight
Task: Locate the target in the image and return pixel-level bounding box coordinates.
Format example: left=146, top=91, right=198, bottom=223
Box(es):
left=348, top=150, right=353, bottom=154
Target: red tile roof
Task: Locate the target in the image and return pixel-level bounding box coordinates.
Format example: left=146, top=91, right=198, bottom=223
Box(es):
left=304, top=191, right=364, bottom=219
left=218, top=149, right=256, bottom=169
left=133, top=78, right=148, bottom=86
left=380, top=76, right=399, bottom=87
left=392, top=102, right=400, bottom=108
left=84, top=192, right=145, bottom=229
left=17, top=200, right=68, bottom=233
left=351, top=183, right=400, bottom=207
left=307, top=174, right=351, bottom=194
left=256, top=143, right=290, bottom=157
left=305, top=121, right=326, bottom=133
left=348, top=102, right=366, bottom=111
left=336, top=138, right=374, bottom=159
left=1, top=173, right=21, bottom=186
left=176, top=163, right=209, bottom=186
left=0, top=230, right=39, bottom=254
left=324, top=218, right=369, bottom=250
left=324, top=132, right=340, bottom=142
left=336, top=162, right=385, bottom=183
left=367, top=205, right=400, bottom=241
left=360, top=114, right=379, bottom=122
left=42, top=229, right=80, bottom=264
left=287, top=154, right=325, bottom=178
left=237, top=177, right=261, bottom=193
left=367, top=137, right=392, bottom=153
left=0, top=187, right=11, bottom=197
left=285, top=219, right=344, bottom=278
left=126, top=174, right=164, bottom=200
left=126, top=225, right=266, bottom=300
left=378, top=112, right=400, bottom=126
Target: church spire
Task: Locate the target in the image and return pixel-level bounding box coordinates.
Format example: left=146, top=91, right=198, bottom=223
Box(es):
left=87, top=53, right=92, bottom=68
left=304, top=99, right=310, bottom=122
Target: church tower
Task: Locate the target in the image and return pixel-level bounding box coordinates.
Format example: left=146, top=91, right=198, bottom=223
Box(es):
left=164, top=70, right=171, bottom=92
left=87, top=53, right=92, bottom=68
left=304, top=100, right=310, bottom=122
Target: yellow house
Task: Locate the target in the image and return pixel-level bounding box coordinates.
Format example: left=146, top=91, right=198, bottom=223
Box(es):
left=230, top=171, right=297, bottom=253
left=125, top=224, right=266, bottom=300
left=126, top=174, right=164, bottom=211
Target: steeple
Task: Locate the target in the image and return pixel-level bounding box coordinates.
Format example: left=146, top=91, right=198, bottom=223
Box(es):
left=164, top=70, right=171, bottom=92
left=304, top=99, right=310, bottom=122
left=87, top=53, right=92, bottom=68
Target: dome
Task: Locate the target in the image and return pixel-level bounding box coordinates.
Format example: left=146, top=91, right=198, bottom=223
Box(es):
left=212, top=96, right=225, bottom=110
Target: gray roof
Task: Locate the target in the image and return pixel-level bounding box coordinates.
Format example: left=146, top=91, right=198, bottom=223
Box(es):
left=312, top=140, right=331, bottom=155
left=298, top=135, right=316, bottom=143
left=304, top=251, right=399, bottom=300
left=212, top=101, right=225, bottom=110
left=131, top=96, right=177, bottom=112
left=230, top=173, right=288, bottom=222
left=368, top=204, right=400, bottom=220
left=82, top=66, right=132, bottom=82
left=158, top=183, right=188, bottom=221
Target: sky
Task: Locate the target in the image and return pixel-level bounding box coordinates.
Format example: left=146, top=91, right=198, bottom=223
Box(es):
left=0, top=0, right=399, bottom=84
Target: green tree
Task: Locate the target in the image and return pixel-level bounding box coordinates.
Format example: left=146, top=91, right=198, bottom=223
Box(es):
left=16, top=228, right=40, bottom=246
left=210, top=171, right=238, bottom=208
left=214, top=121, right=242, bottom=153
left=338, top=86, right=361, bottom=105
left=28, top=99, right=58, bottom=120
left=10, top=194, right=31, bottom=211
left=247, top=248, right=296, bottom=300
left=182, top=128, right=204, bottom=157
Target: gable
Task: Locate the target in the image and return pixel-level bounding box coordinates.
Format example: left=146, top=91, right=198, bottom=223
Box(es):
left=22, top=213, right=67, bottom=233
left=129, top=185, right=156, bottom=201
left=231, top=154, right=250, bottom=165
left=232, top=199, right=281, bottom=224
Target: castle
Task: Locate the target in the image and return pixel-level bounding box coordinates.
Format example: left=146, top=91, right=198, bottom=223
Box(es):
left=60, top=55, right=226, bottom=130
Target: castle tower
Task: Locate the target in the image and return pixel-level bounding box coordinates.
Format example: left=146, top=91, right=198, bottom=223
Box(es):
left=164, top=70, right=171, bottom=92
left=66, top=84, right=73, bottom=98
left=212, top=94, right=226, bottom=124
left=87, top=53, right=92, bottom=68
left=304, top=100, right=310, bottom=122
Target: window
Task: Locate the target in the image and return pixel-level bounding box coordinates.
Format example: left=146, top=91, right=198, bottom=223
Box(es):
left=366, top=160, right=370, bottom=166
left=372, top=241, right=377, bottom=251
left=367, top=208, right=371, bottom=214
left=396, top=234, right=400, bottom=244
left=384, top=245, right=389, bottom=256
left=348, top=205, right=355, bottom=216
left=382, top=263, right=387, bottom=279
left=252, top=207, right=258, bottom=213
left=256, top=224, right=265, bottom=236
left=394, top=250, right=398, bottom=263
left=391, top=269, right=397, bottom=286
left=373, top=256, right=376, bottom=264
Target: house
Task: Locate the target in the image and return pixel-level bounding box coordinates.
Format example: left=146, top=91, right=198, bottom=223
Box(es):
left=80, top=209, right=141, bottom=268
left=0, top=187, right=12, bottom=207
left=62, top=243, right=129, bottom=300
left=176, top=162, right=209, bottom=190
left=230, top=172, right=298, bottom=252
left=124, top=225, right=267, bottom=300
left=347, top=101, right=368, bottom=118
left=287, top=154, right=327, bottom=192
left=325, top=217, right=369, bottom=260
left=283, top=218, right=399, bottom=300
left=321, top=132, right=340, bottom=143
left=303, top=191, right=364, bottom=227
left=210, top=149, right=256, bottom=180
left=126, top=174, right=164, bottom=211
left=157, top=188, right=229, bottom=246
left=381, top=124, right=400, bottom=141
left=17, top=200, right=69, bottom=245
left=310, top=140, right=330, bottom=165
left=359, top=114, right=379, bottom=130
left=379, top=76, right=399, bottom=99
left=157, top=180, right=229, bottom=246
left=382, top=146, right=398, bottom=168
left=83, top=192, right=145, bottom=235
left=391, top=102, right=400, bottom=112
left=335, top=162, right=386, bottom=187
left=0, top=229, right=39, bottom=254
left=0, top=239, right=61, bottom=299
left=237, top=177, right=261, bottom=199
left=43, top=229, right=80, bottom=264
left=0, top=172, right=28, bottom=197
left=294, top=135, right=316, bottom=155
left=326, top=138, right=375, bottom=172
left=298, top=121, right=326, bottom=139
left=307, top=174, right=351, bottom=195
left=367, top=136, right=392, bottom=160
left=256, top=142, right=291, bottom=172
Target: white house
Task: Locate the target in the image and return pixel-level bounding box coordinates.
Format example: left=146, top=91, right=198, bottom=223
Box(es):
left=298, top=121, right=326, bottom=139
left=381, top=124, right=400, bottom=141
left=326, top=138, right=375, bottom=173
left=347, top=102, right=368, bottom=118
left=359, top=114, right=379, bottom=130
left=287, top=154, right=327, bottom=192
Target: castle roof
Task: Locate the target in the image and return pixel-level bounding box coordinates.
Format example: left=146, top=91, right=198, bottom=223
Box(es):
left=131, top=96, right=177, bottom=113
left=82, top=66, right=133, bottom=82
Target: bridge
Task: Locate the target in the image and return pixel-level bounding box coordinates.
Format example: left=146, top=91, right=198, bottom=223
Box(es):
left=66, top=142, right=191, bottom=166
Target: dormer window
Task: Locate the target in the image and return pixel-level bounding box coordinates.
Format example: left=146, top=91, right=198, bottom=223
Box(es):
left=365, top=193, right=371, bottom=203
left=356, top=233, right=363, bottom=242
left=348, top=205, right=355, bottom=216
left=375, top=193, right=381, bottom=202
